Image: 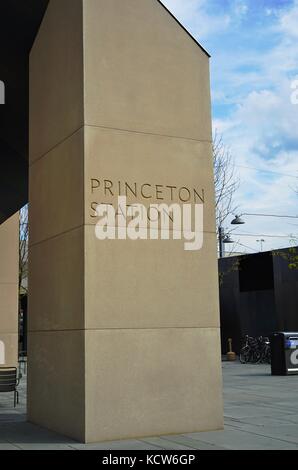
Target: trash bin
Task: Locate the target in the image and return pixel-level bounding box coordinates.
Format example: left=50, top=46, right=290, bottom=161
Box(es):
left=270, top=332, right=298, bottom=376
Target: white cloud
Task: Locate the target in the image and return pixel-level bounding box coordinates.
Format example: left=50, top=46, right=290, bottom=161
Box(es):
left=162, top=0, right=298, bottom=252
left=214, top=2, right=298, bottom=251
left=278, top=0, right=298, bottom=38
left=160, top=0, right=231, bottom=39
left=233, top=0, right=248, bottom=18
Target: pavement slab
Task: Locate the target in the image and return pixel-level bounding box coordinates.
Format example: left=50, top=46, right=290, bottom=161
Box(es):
left=0, top=362, right=297, bottom=450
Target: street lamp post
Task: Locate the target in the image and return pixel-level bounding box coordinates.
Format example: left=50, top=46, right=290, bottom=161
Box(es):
left=232, top=213, right=298, bottom=223
left=257, top=239, right=265, bottom=252
left=218, top=226, right=234, bottom=258
left=231, top=212, right=298, bottom=253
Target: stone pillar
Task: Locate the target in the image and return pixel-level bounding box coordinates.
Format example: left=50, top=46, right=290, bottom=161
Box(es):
left=28, top=0, right=223, bottom=443
left=0, top=213, right=19, bottom=368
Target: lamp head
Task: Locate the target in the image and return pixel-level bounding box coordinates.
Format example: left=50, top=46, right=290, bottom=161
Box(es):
left=223, top=235, right=234, bottom=244
left=231, top=215, right=245, bottom=225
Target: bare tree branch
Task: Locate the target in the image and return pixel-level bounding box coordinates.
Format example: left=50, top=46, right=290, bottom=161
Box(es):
left=19, top=205, right=28, bottom=295
left=213, top=131, right=239, bottom=233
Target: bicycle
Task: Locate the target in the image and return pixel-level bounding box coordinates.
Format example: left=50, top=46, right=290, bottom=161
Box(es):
left=240, top=335, right=261, bottom=364
left=257, top=336, right=271, bottom=364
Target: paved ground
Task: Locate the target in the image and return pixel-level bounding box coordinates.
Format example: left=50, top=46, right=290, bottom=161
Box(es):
left=0, top=361, right=298, bottom=450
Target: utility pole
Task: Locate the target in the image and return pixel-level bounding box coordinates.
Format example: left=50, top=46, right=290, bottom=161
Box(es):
left=218, top=226, right=225, bottom=258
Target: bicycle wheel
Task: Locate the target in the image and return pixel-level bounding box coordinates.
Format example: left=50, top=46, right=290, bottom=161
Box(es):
left=256, top=348, right=265, bottom=364
left=265, top=346, right=271, bottom=364
left=240, top=347, right=250, bottom=364
left=251, top=350, right=261, bottom=363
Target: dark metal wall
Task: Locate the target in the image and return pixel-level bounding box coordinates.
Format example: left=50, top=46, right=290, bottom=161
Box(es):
left=0, top=1, right=49, bottom=223
left=219, top=248, right=298, bottom=354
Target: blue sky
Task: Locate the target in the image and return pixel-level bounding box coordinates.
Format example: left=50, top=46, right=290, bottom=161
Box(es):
left=162, top=0, right=298, bottom=253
